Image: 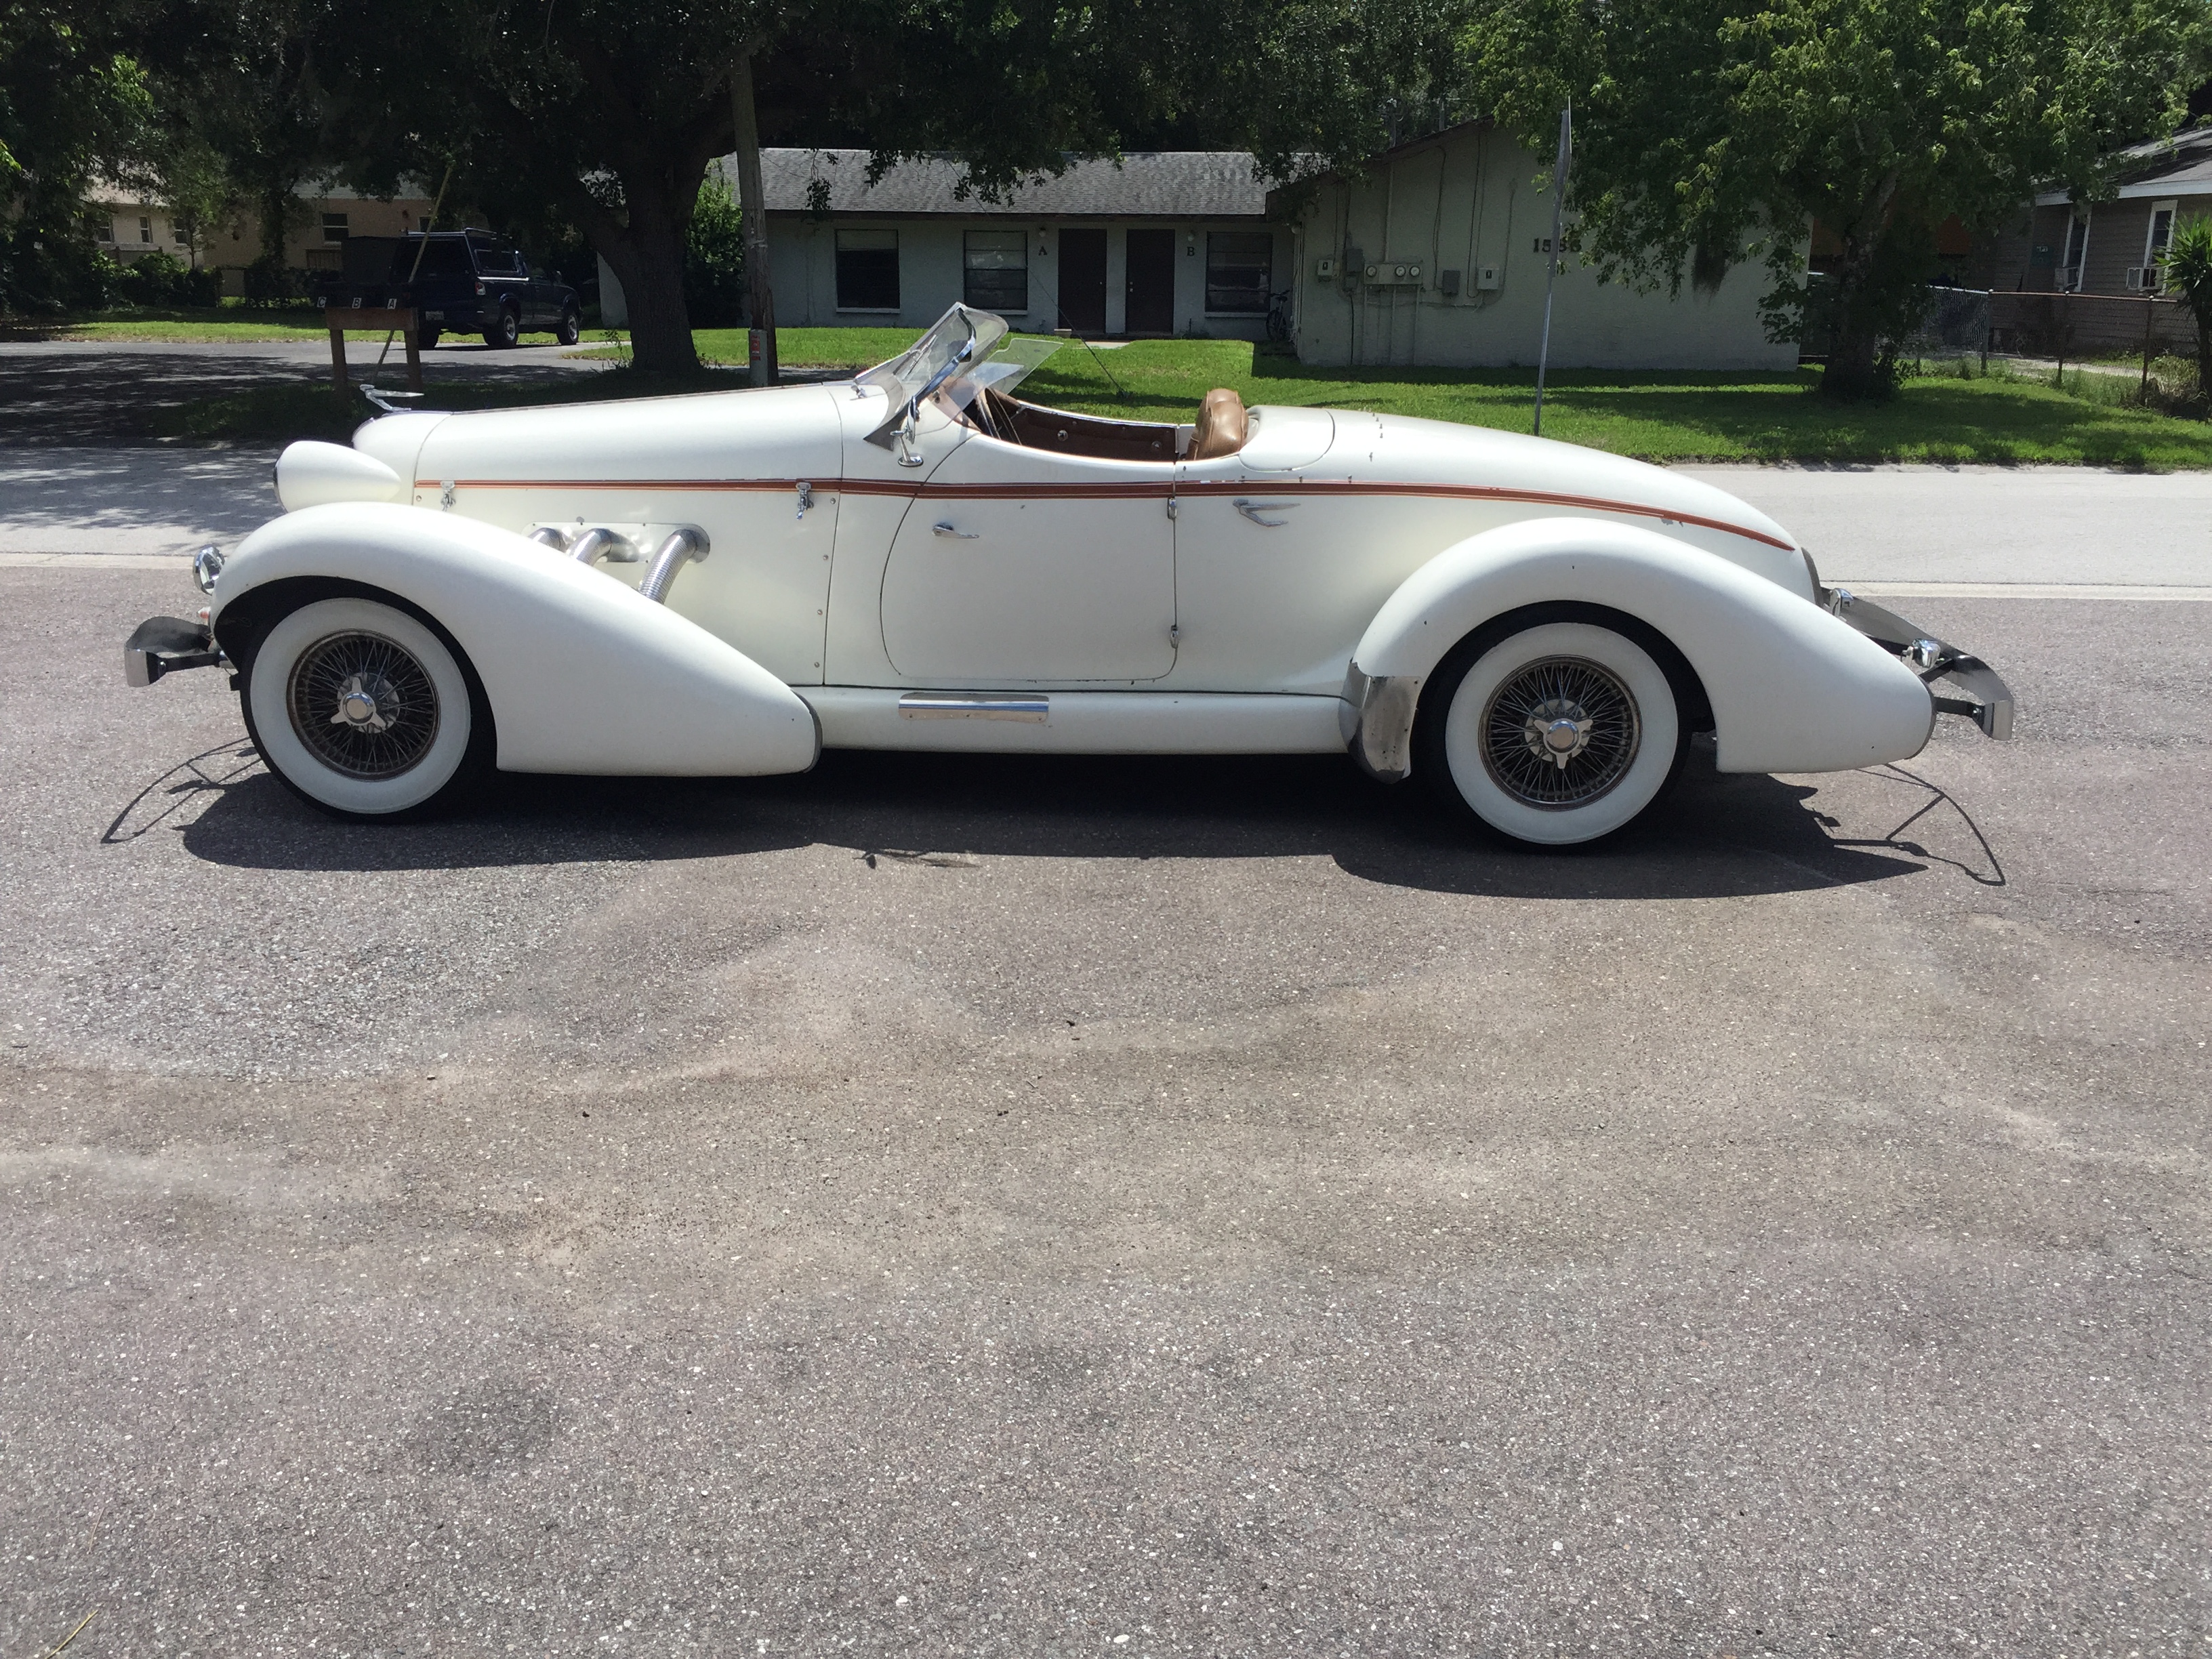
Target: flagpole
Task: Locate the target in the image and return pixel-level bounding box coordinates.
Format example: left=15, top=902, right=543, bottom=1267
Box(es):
left=1533, top=100, right=1572, bottom=436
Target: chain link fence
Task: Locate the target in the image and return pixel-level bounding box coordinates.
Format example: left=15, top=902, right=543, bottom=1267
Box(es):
left=1800, top=273, right=2190, bottom=366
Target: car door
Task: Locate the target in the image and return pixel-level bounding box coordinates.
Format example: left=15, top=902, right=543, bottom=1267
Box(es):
left=878, top=434, right=1177, bottom=684
left=527, top=266, right=560, bottom=328
left=472, top=239, right=525, bottom=326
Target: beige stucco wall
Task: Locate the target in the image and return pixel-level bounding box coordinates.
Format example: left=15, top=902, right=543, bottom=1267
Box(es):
left=1290, top=125, right=1799, bottom=371
left=88, top=185, right=435, bottom=272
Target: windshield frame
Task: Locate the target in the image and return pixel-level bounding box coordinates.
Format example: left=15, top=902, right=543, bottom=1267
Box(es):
left=857, top=304, right=1063, bottom=433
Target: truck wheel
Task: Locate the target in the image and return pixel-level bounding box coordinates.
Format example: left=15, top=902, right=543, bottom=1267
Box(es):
left=555, top=303, right=582, bottom=346
left=484, top=305, right=520, bottom=348
left=1418, top=609, right=1691, bottom=848
left=415, top=324, right=441, bottom=350
left=239, top=595, right=493, bottom=821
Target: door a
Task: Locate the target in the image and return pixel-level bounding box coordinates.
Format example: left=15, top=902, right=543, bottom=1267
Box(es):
left=1059, top=230, right=1107, bottom=333
left=1124, top=228, right=1174, bottom=335
left=880, top=438, right=1176, bottom=683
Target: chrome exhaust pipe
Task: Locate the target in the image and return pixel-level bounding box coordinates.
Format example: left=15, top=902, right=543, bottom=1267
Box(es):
left=528, top=525, right=571, bottom=551
left=639, top=527, right=708, bottom=603
left=567, top=527, right=640, bottom=565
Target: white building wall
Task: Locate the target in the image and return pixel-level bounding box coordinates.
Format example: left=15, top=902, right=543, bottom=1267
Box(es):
left=1290, top=125, right=1798, bottom=371
left=765, top=217, right=1294, bottom=337
left=604, top=217, right=1298, bottom=339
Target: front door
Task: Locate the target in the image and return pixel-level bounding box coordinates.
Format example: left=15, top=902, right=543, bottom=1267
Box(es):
left=1124, top=228, right=1174, bottom=335
left=879, top=437, right=1176, bottom=683
left=1059, top=230, right=1107, bottom=333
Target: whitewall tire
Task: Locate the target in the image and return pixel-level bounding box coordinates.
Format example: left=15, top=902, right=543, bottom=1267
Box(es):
left=1423, top=616, right=1689, bottom=847
left=243, top=596, right=489, bottom=819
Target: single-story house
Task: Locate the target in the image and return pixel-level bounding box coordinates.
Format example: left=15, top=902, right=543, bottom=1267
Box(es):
left=605, top=148, right=1294, bottom=339
left=1979, top=125, right=2212, bottom=296
left=1275, top=121, right=1797, bottom=371
left=1967, top=125, right=2209, bottom=354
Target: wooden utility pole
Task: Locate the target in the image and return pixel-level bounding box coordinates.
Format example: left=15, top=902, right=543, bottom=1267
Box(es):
left=1533, top=101, right=1571, bottom=436
left=731, top=52, right=779, bottom=387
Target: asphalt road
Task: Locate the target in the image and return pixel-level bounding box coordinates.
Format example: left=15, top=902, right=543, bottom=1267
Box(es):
left=0, top=338, right=611, bottom=446
left=3, top=507, right=2211, bottom=1654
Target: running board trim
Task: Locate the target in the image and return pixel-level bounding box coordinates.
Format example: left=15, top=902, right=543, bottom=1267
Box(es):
left=898, top=693, right=1050, bottom=723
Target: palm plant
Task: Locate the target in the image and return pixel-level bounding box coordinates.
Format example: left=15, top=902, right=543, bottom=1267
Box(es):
left=2160, top=216, right=2212, bottom=409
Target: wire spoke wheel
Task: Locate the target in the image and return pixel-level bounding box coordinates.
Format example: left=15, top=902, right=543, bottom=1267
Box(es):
left=1477, top=653, right=1641, bottom=810
left=286, top=630, right=441, bottom=780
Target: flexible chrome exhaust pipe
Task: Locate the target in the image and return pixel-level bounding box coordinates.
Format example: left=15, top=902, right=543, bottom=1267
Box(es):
left=639, top=527, right=708, bottom=603
left=566, top=527, right=641, bottom=565
left=528, top=525, right=571, bottom=551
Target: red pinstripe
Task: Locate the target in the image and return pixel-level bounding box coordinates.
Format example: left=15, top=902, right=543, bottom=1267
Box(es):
left=415, top=474, right=1793, bottom=550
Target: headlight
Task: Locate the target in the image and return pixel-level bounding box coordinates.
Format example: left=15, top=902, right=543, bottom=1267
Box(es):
left=192, top=545, right=225, bottom=594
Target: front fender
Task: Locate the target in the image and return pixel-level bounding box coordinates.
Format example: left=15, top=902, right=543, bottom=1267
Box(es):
left=1351, top=517, right=1933, bottom=777
left=212, top=502, right=819, bottom=777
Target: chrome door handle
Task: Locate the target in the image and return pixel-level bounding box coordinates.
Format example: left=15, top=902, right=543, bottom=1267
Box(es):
left=932, top=521, right=979, bottom=538
left=1233, top=499, right=1298, bottom=527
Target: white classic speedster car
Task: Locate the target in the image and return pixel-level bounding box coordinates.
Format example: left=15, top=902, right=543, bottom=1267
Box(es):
left=126, top=304, right=2011, bottom=846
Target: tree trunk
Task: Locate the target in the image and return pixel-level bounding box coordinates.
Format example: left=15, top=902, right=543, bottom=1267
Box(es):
left=1818, top=173, right=1902, bottom=403
left=597, top=191, right=699, bottom=375
left=1821, top=236, right=1891, bottom=401
left=731, top=52, right=778, bottom=387
left=1824, top=291, right=1885, bottom=400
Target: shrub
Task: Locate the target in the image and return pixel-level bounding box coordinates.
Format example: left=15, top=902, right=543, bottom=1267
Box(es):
left=684, top=173, right=745, bottom=328
left=117, top=250, right=190, bottom=306
left=1, top=226, right=123, bottom=312
left=242, top=254, right=314, bottom=306
left=2158, top=216, right=2212, bottom=416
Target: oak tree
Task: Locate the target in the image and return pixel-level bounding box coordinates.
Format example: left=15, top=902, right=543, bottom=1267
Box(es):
left=1466, top=0, right=2212, bottom=398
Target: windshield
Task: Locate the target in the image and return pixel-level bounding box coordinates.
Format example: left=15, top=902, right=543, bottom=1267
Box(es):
left=857, top=305, right=1063, bottom=424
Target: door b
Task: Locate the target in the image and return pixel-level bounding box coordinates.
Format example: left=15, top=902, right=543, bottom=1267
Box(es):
left=1124, top=229, right=1174, bottom=335
left=1059, top=230, right=1107, bottom=333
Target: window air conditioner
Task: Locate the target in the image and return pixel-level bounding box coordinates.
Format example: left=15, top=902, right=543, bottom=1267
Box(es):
left=2055, top=264, right=2081, bottom=292
left=2125, top=266, right=2162, bottom=293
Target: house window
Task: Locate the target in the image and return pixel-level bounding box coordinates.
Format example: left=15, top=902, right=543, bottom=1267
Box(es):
left=1205, top=231, right=1273, bottom=314
left=2145, top=199, right=2178, bottom=266
left=138, top=217, right=152, bottom=245
left=173, top=223, right=190, bottom=245
left=2060, top=213, right=2089, bottom=289
left=835, top=229, right=900, bottom=312
left=322, top=212, right=348, bottom=243
left=963, top=229, right=1027, bottom=313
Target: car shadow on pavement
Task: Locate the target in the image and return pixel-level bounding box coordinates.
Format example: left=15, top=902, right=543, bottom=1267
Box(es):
left=171, top=739, right=1934, bottom=899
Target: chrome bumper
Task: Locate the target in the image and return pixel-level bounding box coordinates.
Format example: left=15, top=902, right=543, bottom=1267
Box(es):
left=1822, top=588, right=2015, bottom=741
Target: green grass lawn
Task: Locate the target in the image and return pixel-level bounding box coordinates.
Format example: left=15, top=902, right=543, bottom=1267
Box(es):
left=1012, top=339, right=2212, bottom=468
left=137, top=323, right=2212, bottom=466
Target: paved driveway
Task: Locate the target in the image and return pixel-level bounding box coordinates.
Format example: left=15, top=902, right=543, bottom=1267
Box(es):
left=1, top=477, right=2209, bottom=1656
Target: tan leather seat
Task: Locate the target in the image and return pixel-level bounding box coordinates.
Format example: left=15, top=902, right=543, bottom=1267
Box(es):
left=1186, top=387, right=1248, bottom=460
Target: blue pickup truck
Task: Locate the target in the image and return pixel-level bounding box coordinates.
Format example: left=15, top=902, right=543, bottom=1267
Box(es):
left=335, top=228, right=583, bottom=349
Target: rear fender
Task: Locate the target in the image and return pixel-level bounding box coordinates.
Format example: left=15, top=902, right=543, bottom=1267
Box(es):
left=1350, top=517, right=1933, bottom=777
left=211, top=501, right=819, bottom=777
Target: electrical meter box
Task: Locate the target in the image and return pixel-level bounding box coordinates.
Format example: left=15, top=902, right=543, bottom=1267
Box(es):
left=1315, top=257, right=1336, bottom=280
left=1475, top=264, right=1503, bottom=291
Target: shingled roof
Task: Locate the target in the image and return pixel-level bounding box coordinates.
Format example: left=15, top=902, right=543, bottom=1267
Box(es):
left=751, top=149, right=1275, bottom=219
left=2036, top=125, right=2212, bottom=204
